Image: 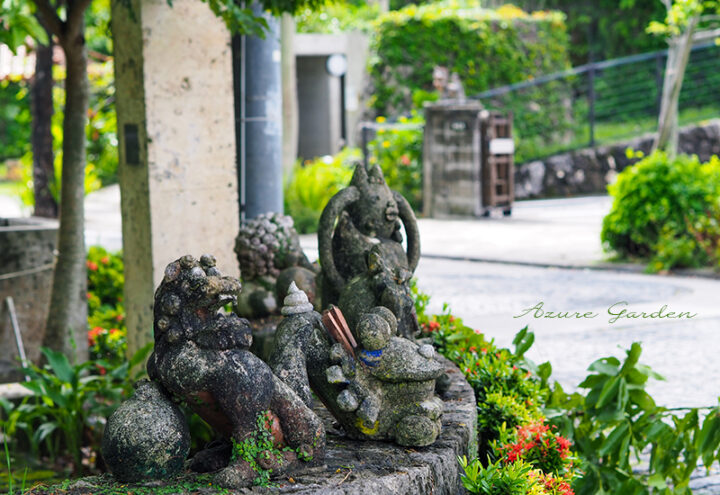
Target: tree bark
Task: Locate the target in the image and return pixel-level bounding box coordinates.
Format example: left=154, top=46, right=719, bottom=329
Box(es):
left=42, top=18, right=89, bottom=361
left=31, top=26, right=58, bottom=219
left=654, top=15, right=698, bottom=156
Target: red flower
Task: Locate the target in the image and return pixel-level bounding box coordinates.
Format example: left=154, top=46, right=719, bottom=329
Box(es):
left=116, top=314, right=124, bottom=322
left=86, top=260, right=98, bottom=271
left=427, top=321, right=440, bottom=332
left=96, top=364, right=106, bottom=375
left=110, top=328, right=120, bottom=335
left=400, top=154, right=411, bottom=166
left=88, top=326, right=105, bottom=346
left=469, top=346, right=477, bottom=353
left=101, top=256, right=110, bottom=265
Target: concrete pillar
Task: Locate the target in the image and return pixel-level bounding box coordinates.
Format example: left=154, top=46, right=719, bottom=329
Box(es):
left=112, top=0, right=239, bottom=358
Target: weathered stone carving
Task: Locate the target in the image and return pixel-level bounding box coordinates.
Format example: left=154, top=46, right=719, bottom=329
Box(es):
left=318, top=164, right=421, bottom=338
left=141, top=254, right=324, bottom=487
left=234, top=213, right=317, bottom=318
left=270, top=283, right=444, bottom=447
left=102, top=380, right=190, bottom=482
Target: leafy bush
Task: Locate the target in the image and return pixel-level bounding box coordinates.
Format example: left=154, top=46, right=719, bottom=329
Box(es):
left=478, top=391, right=543, bottom=444
left=1, top=346, right=150, bottom=475
left=369, top=1, right=570, bottom=116
left=545, top=342, right=720, bottom=494
left=495, top=421, right=574, bottom=477
left=295, top=0, right=379, bottom=33
left=601, top=151, right=720, bottom=272
left=283, top=148, right=357, bottom=234
left=459, top=456, right=534, bottom=495
left=414, top=283, right=720, bottom=494
left=0, top=78, right=31, bottom=161
left=368, top=114, right=424, bottom=212
left=87, top=247, right=126, bottom=365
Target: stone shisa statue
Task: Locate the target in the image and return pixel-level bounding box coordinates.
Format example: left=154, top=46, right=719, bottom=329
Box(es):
left=234, top=212, right=318, bottom=318
left=318, top=164, right=421, bottom=338
left=270, top=283, right=444, bottom=447
left=103, top=255, right=325, bottom=487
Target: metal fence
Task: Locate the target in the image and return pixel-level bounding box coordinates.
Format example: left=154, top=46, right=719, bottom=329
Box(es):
left=472, top=42, right=720, bottom=164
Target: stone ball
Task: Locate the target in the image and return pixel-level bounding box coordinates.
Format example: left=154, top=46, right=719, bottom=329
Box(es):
left=102, top=380, right=190, bottom=482
left=357, top=313, right=392, bottom=351
left=369, top=306, right=398, bottom=336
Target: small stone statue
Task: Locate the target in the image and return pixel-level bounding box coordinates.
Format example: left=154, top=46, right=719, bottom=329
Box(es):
left=234, top=213, right=317, bottom=318
left=318, top=164, right=421, bottom=338
left=145, top=254, right=325, bottom=488
left=102, top=380, right=190, bottom=482
left=270, top=284, right=444, bottom=447
left=432, top=65, right=466, bottom=101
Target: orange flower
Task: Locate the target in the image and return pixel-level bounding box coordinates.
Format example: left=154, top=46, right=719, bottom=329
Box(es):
left=101, top=256, right=110, bottom=265
left=88, top=326, right=105, bottom=346
left=86, top=260, right=98, bottom=271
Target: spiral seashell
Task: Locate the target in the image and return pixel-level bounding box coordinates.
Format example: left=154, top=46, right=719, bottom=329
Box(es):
left=281, top=281, right=314, bottom=315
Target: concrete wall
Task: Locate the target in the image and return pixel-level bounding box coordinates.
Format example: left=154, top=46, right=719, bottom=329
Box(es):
left=514, top=121, right=720, bottom=199
left=112, top=0, right=239, bottom=356
left=0, top=218, right=57, bottom=382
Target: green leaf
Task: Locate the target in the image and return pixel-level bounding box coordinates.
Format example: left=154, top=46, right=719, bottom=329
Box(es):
left=130, top=342, right=154, bottom=368
left=619, top=342, right=642, bottom=375
left=599, top=421, right=630, bottom=457
left=537, top=361, right=552, bottom=382
left=597, top=376, right=622, bottom=409
left=40, top=347, right=75, bottom=384
left=628, top=389, right=656, bottom=411
left=697, top=412, right=720, bottom=455
left=33, top=422, right=57, bottom=444
left=588, top=357, right=620, bottom=376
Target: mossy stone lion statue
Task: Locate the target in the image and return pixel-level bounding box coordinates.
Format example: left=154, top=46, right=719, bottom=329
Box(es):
left=318, top=164, right=421, bottom=338
left=147, top=254, right=325, bottom=488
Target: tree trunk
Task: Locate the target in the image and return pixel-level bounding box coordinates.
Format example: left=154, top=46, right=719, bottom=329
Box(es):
left=654, top=15, right=698, bottom=156
left=31, top=28, right=58, bottom=219
left=42, top=24, right=89, bottom=361
left=281, top=13, right=298, bottom=180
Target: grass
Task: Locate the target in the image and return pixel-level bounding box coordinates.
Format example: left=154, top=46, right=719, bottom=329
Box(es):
left=516, top=104, right=720, bottom=163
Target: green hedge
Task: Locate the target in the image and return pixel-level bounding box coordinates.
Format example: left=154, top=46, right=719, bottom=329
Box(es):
left=601, top=150, right=720, bottom=272
left=369, top=2, right=571, bottom=116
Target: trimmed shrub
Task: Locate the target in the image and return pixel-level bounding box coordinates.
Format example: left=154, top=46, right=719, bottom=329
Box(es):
left=369, top=1, right=570, bottom=116
left=601, top=151, right=720, bottom=272
left=283, top=148, right=357, bottom=234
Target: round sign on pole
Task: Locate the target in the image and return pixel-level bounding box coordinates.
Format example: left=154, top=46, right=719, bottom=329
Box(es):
left=326, top=54, right=348, bottom=77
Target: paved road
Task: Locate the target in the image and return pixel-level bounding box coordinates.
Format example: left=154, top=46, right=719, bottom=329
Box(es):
left=415, top=258, right=720, bottom=410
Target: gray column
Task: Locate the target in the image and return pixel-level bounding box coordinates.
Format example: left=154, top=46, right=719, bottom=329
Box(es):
left=235, top=4, right=283, bottom=220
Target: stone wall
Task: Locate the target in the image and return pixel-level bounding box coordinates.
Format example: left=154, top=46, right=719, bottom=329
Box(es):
left=514, top=120, right=720, bottom=199
left=0, top=217, right=57, bottom=383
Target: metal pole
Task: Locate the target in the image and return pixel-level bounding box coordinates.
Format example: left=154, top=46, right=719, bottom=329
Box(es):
left=234, top=2, right=283, bottom=220
left=5, top=297, right=30, bottom=380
